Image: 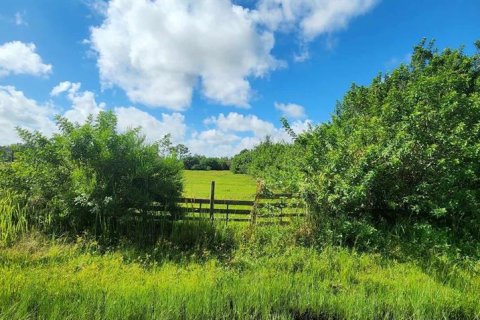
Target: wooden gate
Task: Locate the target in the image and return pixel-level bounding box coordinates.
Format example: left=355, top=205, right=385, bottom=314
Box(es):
left=172, top=181, right=306, bottom=223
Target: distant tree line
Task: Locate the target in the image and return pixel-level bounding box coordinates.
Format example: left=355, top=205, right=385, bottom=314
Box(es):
left=157, top=135, right=231, bottom=171
left=0, top=146, right=15, bottom=162
left=183, top=155, right=230, bottom=170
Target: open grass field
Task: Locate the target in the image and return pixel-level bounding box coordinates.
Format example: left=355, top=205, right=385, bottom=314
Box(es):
left=1, top=227, right=479, bottom=320
left=183, top=170, right=257, bottom=200
left=181, top=170, right=303, bottom=222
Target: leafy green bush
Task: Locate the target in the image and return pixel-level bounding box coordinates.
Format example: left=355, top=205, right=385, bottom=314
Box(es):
left=231, top=138, right=302, bottom=193
left=297, top=40, right=480, bottom=240
left=230, top=149, right=253, bottom=174
left=0, top=111, right=183, bottom=240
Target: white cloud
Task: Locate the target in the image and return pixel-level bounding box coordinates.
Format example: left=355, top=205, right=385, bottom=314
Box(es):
left=0, top=41, right=52, bottom=77
left=293, top=48, right=310, bottom=62
left=187, top=129, right=242, bottom=156
left=204, top=112, right=276, bottom=138
left=90, top=0, right=280, bottom=110
left=50, top=81, right=73, bottom=97
left=3, top=81, right=311, bottom=157
left=90, top=0, right=377, bottom=110
left=51, top=81, right=186, bottom=143
left=189, top=112, right=311, bottom=156
left=84, top=0, right=109, bottom=16
left=0, top=86, right=56, bottom=145
left=51, top=81, right=106, bottom=124
left=274, top=102, right=305, bottom=119
left=255, top=0, right=378, bottom=40
left=115, top=107, right=186, bottom=143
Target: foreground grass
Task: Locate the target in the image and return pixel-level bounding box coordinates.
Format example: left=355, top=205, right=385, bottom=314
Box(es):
left=1, top=225, right=479, bottom=320
left=183, top=170, right=257, bottom=200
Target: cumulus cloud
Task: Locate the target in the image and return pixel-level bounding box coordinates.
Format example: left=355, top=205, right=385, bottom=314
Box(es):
left=274, top=102, right=306, bottom=119
left=189, top=112, right=311, bottom=156
left=84, top=0, right=109, bottom=16
left=3, top=80, right=310, bottom=157
left=115, top=107, right=187, bottom=143
left=51, top=81, right=106, bottom=123
left=90, top=0, right=280, bottom=110
left=51, top=81, right=187, bottom=143
left=50, top=81, right=73, bottom=96
left=187, top=129, right=242, bottom=156
left=204, top=112, right=276, bottom=137
left=0, top=41, right=52, bottom=77
left=50, top=82, right=309, bottom=156
left=255, top=0, right=378, bottom=40
left=89, top=0, right=377, bottom=110
left=0, top=86, right=56, bottom=144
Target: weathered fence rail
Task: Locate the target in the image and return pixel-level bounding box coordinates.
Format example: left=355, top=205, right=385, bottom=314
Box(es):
left=179, top=198, right=255, bottom=206
left=150, top=181, right=306, bottom=223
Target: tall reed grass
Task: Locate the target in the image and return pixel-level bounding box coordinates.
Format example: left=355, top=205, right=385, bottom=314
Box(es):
left=0, top=191, right=28, bottom=246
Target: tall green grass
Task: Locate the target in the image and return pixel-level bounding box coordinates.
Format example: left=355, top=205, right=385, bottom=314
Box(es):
left=0, top=191, right=28, bottom=246
left=1, top=225, right=479, bottom=320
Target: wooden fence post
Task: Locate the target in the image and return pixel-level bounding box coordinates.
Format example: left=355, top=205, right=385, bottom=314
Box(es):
left=250, top=181, right=264, bottom=225
left=226, top=204, right=229, bottom=224
left=210, top=181, right=215, bottom=220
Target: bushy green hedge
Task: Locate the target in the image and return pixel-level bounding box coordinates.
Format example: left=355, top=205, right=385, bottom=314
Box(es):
left=230, top=149, right=252, bottom=174
left=0, top=111, right=183, bottom=240
left=297, top=40, right=480, bottom=240
left=183, top=155, right=230, bottom=170
left=230, top=139, right=302, bottom=193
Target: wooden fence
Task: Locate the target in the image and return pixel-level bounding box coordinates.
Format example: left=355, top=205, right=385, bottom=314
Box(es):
left=150, top=181, right=305, bottom=224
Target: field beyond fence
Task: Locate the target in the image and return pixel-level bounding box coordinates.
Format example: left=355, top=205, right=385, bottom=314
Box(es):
left=148, top=171, right=305, bottom=223
left=151, top=179, right=305, bottom=223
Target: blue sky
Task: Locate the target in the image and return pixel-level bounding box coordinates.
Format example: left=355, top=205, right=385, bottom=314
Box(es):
left=0, top=0, right=479, bottom=156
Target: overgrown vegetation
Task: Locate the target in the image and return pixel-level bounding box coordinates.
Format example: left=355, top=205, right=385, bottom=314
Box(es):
left=297, top=40, right=480, bottom=254
left=0, top=146, right=14, bottom=162
left=1, top=225, right=479, bottom=320
left=0, top=111, right=183, bottom=242
left=234, top=40, right=480, bottom=258
left=230, top=137, right=301, bottom=192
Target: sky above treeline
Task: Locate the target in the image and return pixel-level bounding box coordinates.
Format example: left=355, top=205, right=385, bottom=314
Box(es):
left=1, top=0, right=479, bottom=156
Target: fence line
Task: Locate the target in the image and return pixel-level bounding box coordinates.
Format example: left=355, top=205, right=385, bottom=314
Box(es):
left=143, top=181, right=306, bottom=223
left=155, top=180, right=306, bottom=223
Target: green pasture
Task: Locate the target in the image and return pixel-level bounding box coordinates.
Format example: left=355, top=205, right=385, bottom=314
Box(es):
left=182, top=170, right=257, bottom=200
left=181, top=171, right=304, bottom=222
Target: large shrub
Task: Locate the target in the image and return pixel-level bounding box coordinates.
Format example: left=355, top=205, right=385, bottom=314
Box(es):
left=231, top=138, right=302, bottom=193
left=230, top=149, right=253, bottom=174
left=0, top=111, right=183, bottom=239
left=297, top=40, right=480, bottom=239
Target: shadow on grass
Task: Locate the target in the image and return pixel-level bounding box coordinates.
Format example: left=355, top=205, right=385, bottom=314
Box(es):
left=102, top=218, right=240, bottom=265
